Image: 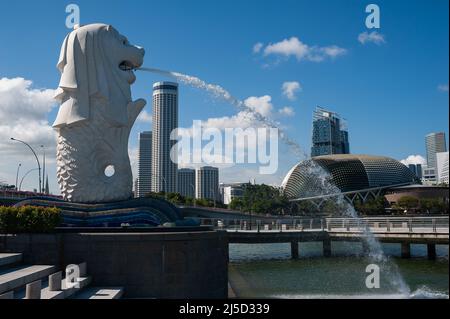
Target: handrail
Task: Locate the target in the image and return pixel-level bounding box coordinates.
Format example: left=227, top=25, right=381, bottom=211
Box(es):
left=198, top=216, right=449, bottom=234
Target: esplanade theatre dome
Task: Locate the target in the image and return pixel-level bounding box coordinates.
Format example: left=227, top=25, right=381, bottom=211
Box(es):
left=281, top=154, right=419, bottom=199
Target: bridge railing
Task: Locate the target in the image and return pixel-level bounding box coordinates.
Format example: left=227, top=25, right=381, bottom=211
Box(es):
left=325, top=216, right=449, bottom=233
left=199, top=217, right=330, bottom=232
left=198, top=216, right=449, bottom=234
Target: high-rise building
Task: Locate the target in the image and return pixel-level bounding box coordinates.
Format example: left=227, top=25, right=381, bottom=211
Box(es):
left=416, top=164, right=423, bottom=179
left=422, top=166, right=437, bottom=185
left=311, top=106, right=350, bottom=157
left=196, top=166, right=219, bottom=201
left=151, top=82, right=178, bottom=193
left=133, top=178, right=138, bottom=197
left=408, top=164, right=417, bottom=176
left=340, top=130, right=350, bottom=154
left=137, top=131, right=152, bottom=197
left=408, top=163, right=423, bottom=179
left=177, top=168, right=195, bottom=198
left=220, top=182, right=245, bottom=205
left=425, top=132, right=447, bottom=169
left=436, top=151, right=449, bottom=185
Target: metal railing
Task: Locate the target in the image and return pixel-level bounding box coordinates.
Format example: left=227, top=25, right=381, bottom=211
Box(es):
left=326, top=217, right=449, bottom=233
left=198, top=216, right=449, bottom=234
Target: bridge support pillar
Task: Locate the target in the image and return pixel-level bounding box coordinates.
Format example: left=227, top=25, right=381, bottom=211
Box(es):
left=291, top=241, right=299, bottom=259
left=427, top=244, right=436, bottom=260
left=401, top=242, right=411, bottom=259
left=323, top=238, right=331, bottom=257
left=361, top=240, right=370, bottom=255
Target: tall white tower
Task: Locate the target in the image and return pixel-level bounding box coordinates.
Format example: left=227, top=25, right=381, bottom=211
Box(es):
left=151, top=82, right=178, bottom=193
left=426, top=132, right=447, bottom=169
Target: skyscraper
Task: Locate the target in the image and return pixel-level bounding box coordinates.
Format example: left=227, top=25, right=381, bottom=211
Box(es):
left=311, top=106, right=350, bottom=157
left=407, top=163, right=423, bottom=179
left=196, top=166, right=219, bottom=201
left=436, top=152, right=449, bottom=184
left=137, top=131, right=152, bottom=197
left=177, top=168, right=196, bottom=198
left=425, top=132, right=447, bottom=169
left=151, top=82, right=178, bottom=193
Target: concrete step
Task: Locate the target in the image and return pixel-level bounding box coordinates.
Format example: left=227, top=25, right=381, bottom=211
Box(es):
left=0, top=265, right=56, bottom=294
left=0, top=253, right=22, bottom=268
left=72, top=287, right=124, bottom=299
left=13, top=276, right=92, bottom=299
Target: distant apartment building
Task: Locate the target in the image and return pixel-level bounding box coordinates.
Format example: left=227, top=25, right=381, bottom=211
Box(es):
left=137, top=131, right=152, bottom=197
left=151, top=82, right=178, bottom=193
left=133, top=178, right=139, bottom=198
left=408, top=163, right=423, bottom=179
left=425, top=132, right=447, bottom=169
left=311, top=106, right=350, bottom=157
left=436, top=152, right=449, bottom=185
left=177, top=168, right=196, bottom=198
left=220, top=182, right=245, bottom=205
left=196, top=166, right=219, bottom=201
left=422, top=166, right=437, bottom=185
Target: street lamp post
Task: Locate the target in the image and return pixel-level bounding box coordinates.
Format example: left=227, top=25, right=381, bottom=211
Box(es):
left=19, top=168, right=39, bottom=191
left=153, top=174, right=167, bottom=200
left=41, top=145, right=46, bottom=193
left=10, top=138, right=42, bottom=193
left=210, top=187, right=217, bottom=208
left=189, top=184, right=196, bottom=207
left=15, top=163, right=21, bottom=191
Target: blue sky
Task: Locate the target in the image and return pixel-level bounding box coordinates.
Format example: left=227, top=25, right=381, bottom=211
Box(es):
left=0, top=0, right=448, bottom=192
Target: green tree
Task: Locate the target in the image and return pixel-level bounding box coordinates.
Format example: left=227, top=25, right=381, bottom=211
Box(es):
left=396, top=196, right=419, bottom=213
left=232, top=183, right=289, bottom=215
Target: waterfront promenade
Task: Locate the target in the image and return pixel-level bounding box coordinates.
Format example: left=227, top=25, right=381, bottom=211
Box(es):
left=200, top=217, right=449, bottom=260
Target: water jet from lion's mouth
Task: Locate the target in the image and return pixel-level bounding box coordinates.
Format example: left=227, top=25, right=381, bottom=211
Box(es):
left=137, top=66, right=412, bottom=296
left=137, top=66, right=305, bottom=159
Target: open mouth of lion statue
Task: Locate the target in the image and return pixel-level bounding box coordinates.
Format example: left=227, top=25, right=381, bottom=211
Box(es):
left=119, top=60, right=137, bottom=71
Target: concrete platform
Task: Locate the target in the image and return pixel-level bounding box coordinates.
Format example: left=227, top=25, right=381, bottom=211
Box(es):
left=0, top=265, right=56, bottom=294
left=73, top=287, right=124, bottom=299
left=0, top=253, right=22, bottom=267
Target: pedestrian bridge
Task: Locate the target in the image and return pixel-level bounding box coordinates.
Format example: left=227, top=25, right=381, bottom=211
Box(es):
left=199, top=216, right=449, bottom=260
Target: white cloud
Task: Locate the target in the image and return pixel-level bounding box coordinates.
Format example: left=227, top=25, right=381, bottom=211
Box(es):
left=174, top=95, right=280, bottom=169
left=358, top=31, right=386, bottom=45
left=243, top=95, right=273, bottom=117
left=320, top=45, right=348, bottom=58
left=136, top=110, right=152, bottom=123
left=282, top=81, right=301, bottom=100
left=0, top=77, right=57, bottom=156
left=400, top=155, right=426, bottom=166
left=0, top=77, right=58, bottom=191
left=438, top=84, right=449, bottom=92
left=253, top=42, right=263, bottom=54
left=264, top=37, right=309, bottom=60
left=259, top=37, right=347, bottom=62
left=278, top=106, right=295, bottom=117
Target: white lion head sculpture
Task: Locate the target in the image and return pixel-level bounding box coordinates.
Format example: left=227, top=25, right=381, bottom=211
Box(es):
left=53, top=23, right=146, bottom=203
left=53, top=23, right=145, bottom=128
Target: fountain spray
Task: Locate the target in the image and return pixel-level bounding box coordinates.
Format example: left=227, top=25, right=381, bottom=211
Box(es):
left=138, top=66, right=412, bottom=296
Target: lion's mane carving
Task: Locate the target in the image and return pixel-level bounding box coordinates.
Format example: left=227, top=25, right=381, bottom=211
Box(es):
left=53, top=23, right=145, bottom=203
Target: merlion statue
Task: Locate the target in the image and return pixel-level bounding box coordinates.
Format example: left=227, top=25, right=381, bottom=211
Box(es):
left=53, top=23, right=145, bottom=203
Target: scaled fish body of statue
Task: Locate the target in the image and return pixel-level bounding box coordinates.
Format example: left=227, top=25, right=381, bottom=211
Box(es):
left=53, top=23, right=145, bottom=202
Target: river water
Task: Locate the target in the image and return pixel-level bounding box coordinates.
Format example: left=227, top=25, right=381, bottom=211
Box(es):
left=228, top=242, right=449, bottom=299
